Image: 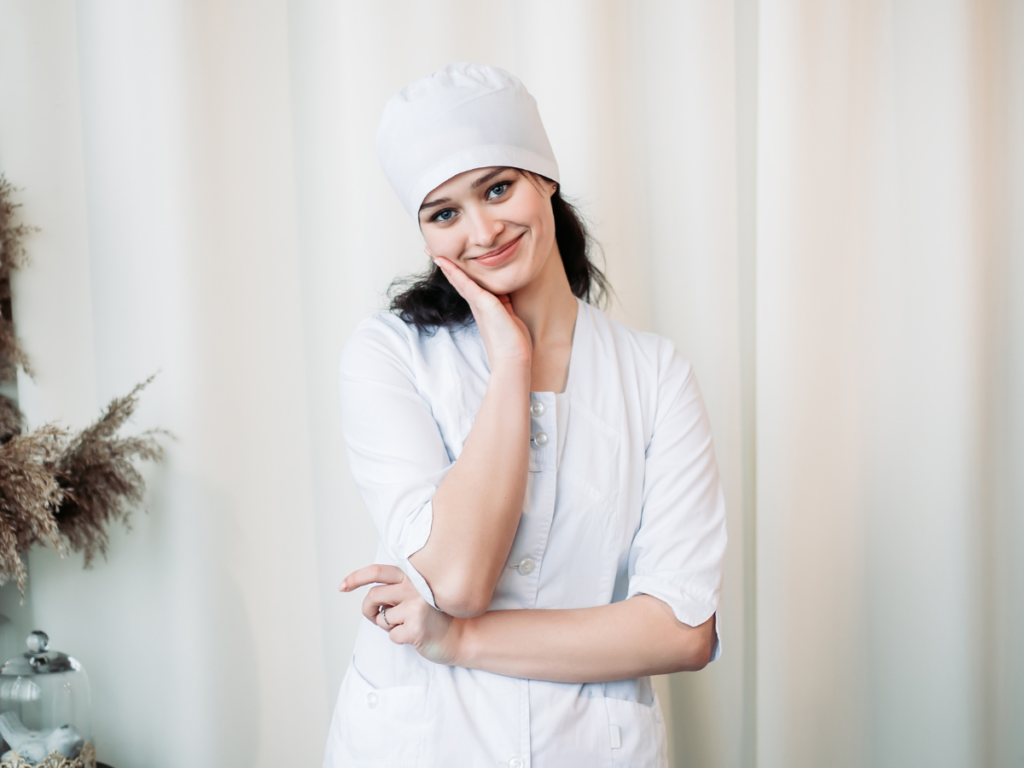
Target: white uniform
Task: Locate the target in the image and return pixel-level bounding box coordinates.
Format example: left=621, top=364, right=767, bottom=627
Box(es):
left=325, top=298, right=727, bottom=768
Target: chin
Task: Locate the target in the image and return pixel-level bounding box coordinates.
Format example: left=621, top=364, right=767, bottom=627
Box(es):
left=472, top=273, right=531, bottom=297
left=465, top=262, right=535, bottom=296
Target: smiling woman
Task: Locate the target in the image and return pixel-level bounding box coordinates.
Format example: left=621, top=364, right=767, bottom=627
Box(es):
left=326, top=63, right=727, bottom=768
left=389, top=167, right=606, bottom=333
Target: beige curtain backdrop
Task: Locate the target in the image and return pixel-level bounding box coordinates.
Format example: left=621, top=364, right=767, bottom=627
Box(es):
left=0, top=2, right=1020, bottom=767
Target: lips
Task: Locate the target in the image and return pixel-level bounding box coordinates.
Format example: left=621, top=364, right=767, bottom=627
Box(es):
left=470, top=233, right=524, bottom=267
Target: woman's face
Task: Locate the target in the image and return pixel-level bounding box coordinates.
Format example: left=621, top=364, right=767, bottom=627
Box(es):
left=418, top=167, right=558, bottom=296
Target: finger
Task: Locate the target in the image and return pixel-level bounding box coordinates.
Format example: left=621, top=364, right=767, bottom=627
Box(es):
left=340, top=564, right=406, bottom=592
left=361, top=583, right=413, bottom=622
left=386, top=623, right=414, bottom=646
left=497, top=293, right=518, bottom=317
left=376, top=602, right=407, bottom=632
left=433, top=257, right=502, bottom=310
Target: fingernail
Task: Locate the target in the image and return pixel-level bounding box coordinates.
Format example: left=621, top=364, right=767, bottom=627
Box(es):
left=339, top=580, right=347, bottom=591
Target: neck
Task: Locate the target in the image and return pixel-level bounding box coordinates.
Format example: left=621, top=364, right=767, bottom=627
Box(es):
left=509, top=243, right=578, bottom=348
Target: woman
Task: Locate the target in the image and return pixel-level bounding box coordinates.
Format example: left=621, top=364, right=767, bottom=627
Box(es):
left=325, top=63, right=727, bottom=768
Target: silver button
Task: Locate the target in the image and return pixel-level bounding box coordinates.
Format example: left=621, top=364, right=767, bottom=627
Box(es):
left=509, top=758, right=524, bottom=768
left=366, top=692, right=378, bottom=709
left=530, top=401, right=545, bottom=417
left=533, top=431, right=549, bottom=447
left=518, top=558, right=535, bottom=575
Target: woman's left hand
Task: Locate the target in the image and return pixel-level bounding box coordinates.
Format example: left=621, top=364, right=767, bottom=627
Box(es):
left=340, top=564, right=464, bottom=665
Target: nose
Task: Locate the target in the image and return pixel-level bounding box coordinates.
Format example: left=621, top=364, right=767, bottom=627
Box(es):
left=466, top=206, right=504, bottom=249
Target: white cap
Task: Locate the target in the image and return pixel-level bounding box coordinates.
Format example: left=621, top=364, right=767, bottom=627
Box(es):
left=377, top=63, right=560, bottom=217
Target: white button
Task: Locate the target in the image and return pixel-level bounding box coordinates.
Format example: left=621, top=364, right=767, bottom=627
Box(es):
left=609, top=725, right=622, bottom=749
left=533, top=431, right=549, bottom=446
left=509, top=758, right=524, bottom=768
left=530, top=401, right=545, bottom=417
left=366, top=692, right=378, bottom=709
left=518, top=558, right=535, bottom=574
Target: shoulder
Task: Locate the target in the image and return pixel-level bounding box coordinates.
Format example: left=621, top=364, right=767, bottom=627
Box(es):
left=340, top=312, right=414, bottom=377
left=580, top=302, right=693, bottom=390
left=339, top=311, right=477, bottom=379
left=342, top=312, right=418, bottom=355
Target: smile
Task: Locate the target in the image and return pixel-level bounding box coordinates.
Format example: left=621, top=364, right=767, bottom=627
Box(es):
left=470, top=233, right=524, bottom=267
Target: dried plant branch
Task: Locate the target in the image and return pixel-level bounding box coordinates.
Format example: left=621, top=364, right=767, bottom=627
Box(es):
left=52, top=376, right=167, bottom=566
left=0, top=317, right=30, bottom=382
left=0, top=425, right=67, bottom=592
left=0, top=176, right=166, bottom=588
left=0, top=176, right=36, bottom=380
left=0, top=175, right=37, bottom=277
left=0, top=396, right=23, bottom=444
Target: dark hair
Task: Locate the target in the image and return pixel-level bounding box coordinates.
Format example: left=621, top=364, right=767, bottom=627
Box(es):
left=388, top=184, right=609, bottom=332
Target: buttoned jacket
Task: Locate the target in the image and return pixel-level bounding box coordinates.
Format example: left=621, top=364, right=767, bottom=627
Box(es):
left=325, top=299, right=727, bottom=768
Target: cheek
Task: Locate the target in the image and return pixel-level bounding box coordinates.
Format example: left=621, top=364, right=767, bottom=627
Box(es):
left=423, top=228, right=462, bottom=260
left=514, top=194, right=555, bottom=251
left=521, top=207, right=556, bottom=267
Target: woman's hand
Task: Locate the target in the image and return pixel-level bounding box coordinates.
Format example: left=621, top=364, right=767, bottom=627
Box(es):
left=340, top=564, right=465, bottom=665
left=429, top=251, right=532, bottom=370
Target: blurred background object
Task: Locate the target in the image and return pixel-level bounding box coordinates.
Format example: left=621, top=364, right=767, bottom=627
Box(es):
left=0, top=630, right=93, bottom=767
left=0, top=1, right=1020, bottom=767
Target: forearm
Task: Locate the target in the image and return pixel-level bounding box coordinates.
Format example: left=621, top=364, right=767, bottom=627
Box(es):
left=410, top=361, right=531, bottom=616
left=452, top=595, right=715, bottom=683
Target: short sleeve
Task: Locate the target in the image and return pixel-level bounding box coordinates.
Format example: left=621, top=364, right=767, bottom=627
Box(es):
left=626, top=345, right=728, bottom=661
left=338, top=315, right=452, bottom=607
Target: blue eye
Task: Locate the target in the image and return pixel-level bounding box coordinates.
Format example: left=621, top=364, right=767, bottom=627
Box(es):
left=487, top=182, right=510, bottom=200
left=432, top=209, right=456, bottom=222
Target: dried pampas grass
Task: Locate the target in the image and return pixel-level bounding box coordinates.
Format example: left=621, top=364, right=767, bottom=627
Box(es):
left=54, top=377, right=165, bottom=566
left=0, top=395, right=23, bottom=444
left=0, top=425, right=66, bottom=592
left=0, top=176, right=35, bottom=275
left=0, top=175, right=165, bottom=590
left=0, top=177, right=35, bottom=380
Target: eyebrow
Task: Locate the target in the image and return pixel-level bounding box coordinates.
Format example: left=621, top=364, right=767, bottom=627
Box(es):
left=419, top=168, right=513, bottom=212
left=470, top=167, right=508, bottom=189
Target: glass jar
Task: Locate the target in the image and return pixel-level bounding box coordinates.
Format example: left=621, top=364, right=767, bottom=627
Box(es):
left=0, top=631, right=94, bottom=768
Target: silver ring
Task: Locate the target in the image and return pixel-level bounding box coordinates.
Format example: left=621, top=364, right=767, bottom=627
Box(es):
left=381, top=607, right=391, bottom=628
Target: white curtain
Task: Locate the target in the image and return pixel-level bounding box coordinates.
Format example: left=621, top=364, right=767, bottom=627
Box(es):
left=0, top=2, right=1019, bottom=767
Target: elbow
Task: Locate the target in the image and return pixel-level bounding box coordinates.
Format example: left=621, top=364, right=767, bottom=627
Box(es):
left=410, top=551, right=496, bottom=618
left=430, top=578, right=494, bottom=619
left=683, top=636, right=714, bottom=671
left=679, top=615, right=716, bottom=671
left=437, top=593, right=490, bottom=619
left=669, top=638, right=712, bottom=673
left=667, top=614, right=716, bottom=673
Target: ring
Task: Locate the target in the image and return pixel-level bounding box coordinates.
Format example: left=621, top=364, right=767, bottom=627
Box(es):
left=381, top=607, right=391, bottom=628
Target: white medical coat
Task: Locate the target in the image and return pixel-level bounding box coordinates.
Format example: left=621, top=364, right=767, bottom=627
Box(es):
left=325, top=299, right=727, bottom=768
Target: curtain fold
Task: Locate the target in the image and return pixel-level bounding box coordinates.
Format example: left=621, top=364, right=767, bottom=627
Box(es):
left=0, top=2, right=1019, bottom=767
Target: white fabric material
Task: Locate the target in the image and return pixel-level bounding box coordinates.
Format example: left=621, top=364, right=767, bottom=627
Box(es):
left=554, top=392, right=568, bottom=470
left=1, top=3, right=1021, bottom=768
left=326, top=299, right=727, bottom=767
left=377, top=62, right=560, bottom=216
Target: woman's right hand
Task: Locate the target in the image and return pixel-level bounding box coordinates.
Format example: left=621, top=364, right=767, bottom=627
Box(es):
left=430, top=253, right=532, bottom=370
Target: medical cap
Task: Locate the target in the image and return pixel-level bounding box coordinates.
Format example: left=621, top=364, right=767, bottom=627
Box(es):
left=377, top=62, right=560, bottom=217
